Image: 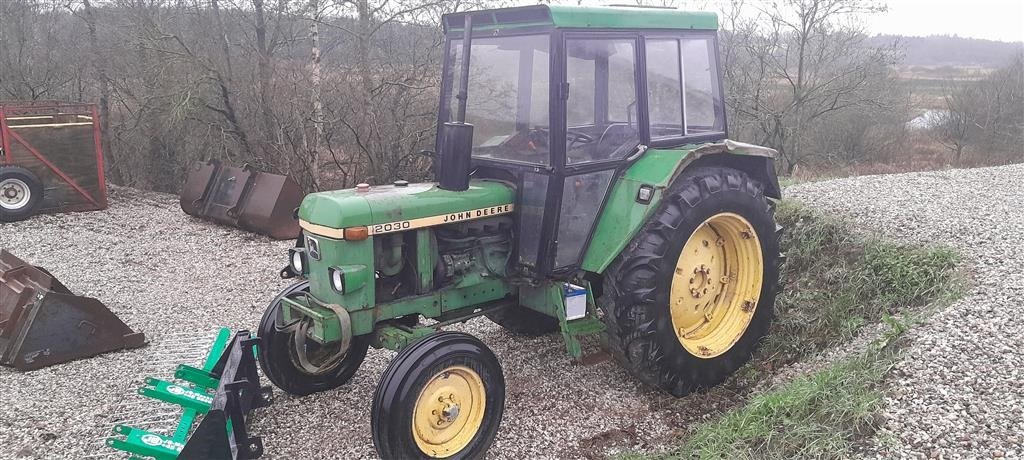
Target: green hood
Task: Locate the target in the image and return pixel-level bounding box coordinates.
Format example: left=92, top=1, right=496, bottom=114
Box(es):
left=298, top=180, right=516, bottom=232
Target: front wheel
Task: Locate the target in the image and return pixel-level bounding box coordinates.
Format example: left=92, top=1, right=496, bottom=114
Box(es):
left=257, top=280, right=369, bottom=396
left=372, top=331, right=505, bottom=459
left=602, top=166, right=781, bottom=397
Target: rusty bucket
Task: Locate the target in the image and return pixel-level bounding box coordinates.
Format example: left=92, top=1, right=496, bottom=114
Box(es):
left=180, top=161, right=302, bottom=240
left=0, top=250, right=146, bottom=371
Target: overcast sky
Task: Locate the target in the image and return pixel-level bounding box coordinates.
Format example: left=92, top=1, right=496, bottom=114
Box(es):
left=566, top=0, right=1024, bottom=43
left=867, top=0, right=1023, bottom=42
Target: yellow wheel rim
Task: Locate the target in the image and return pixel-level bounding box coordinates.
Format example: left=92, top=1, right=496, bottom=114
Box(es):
left=412, top=365, right=486, bottom=458
left=670, top=212, right=763, bottom=359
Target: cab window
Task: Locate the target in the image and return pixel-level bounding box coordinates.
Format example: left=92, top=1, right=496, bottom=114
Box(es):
left=447, top=34, right=551, bottom=165
left=643, top=36, right=725, bottom=139
left=682, top=38, right=723, bottom=134
left=564, top=37, right=641, bottom=164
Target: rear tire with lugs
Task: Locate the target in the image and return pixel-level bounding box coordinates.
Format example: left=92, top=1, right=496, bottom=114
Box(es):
left=602, top=166, right=781, bottom=397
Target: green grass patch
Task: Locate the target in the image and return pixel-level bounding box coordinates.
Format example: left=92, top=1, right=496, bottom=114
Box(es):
left=666, top=351, right=892, bottom=459
left=761, top=200, right=963, bottom=369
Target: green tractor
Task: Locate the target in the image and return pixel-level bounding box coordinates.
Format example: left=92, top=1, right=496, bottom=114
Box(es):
left=259, top=5, right=782, bottom=459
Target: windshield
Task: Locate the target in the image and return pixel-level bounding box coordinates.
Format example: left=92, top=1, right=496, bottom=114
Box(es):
left=444, top=34, right=551, bottom=165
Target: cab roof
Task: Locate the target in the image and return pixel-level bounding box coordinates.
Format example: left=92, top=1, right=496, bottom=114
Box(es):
left=442, top=5, right=719, bottom=33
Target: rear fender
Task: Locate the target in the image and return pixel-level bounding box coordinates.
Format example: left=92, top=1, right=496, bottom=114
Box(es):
left=684, top=140, right=781, bottom=199
left=580, top=140, right=780, bottom=275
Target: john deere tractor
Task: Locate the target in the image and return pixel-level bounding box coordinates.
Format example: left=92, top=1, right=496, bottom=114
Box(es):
left=258, top=5, right=782, bottom=459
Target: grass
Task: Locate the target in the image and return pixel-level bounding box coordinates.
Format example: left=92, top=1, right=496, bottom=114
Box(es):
left=628, top=200, right=964, bottom=460
left=761, top=200, right=963, bottom=370
left=666, top=352, right=893, bottom=460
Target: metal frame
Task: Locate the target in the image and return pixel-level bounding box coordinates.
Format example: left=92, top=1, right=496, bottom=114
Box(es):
left=0, top=102, right=108, bottom=211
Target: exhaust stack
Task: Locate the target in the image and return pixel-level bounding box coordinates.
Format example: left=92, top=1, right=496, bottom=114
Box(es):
left=437, top=14, right=475, bottom=192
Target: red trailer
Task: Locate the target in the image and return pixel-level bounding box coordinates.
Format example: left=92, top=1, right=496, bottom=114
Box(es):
left=0, top=101, right=108, bottom=222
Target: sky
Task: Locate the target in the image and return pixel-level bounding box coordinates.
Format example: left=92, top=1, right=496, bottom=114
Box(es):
left=565, top=0, right=1024, bottom=43
left=867, top=0, right=1023, bottom=43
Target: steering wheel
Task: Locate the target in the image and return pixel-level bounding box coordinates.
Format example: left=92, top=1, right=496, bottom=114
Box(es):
left=566, top=129, right=595, bottom=150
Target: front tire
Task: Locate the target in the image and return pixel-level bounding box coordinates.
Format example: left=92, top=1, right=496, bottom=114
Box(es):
left=372, top=331, right=505, bottom=459
left=602, top=166, right=781, bottom=397
left=257, top=280, right=369, bottom=396
left=0, top=166, right=44, bottom=222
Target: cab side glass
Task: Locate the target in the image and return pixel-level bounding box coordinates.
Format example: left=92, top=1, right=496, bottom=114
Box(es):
left=555, top=170, right=616, bottom=267
left=645, top=39, right=684, bottom=139
left=565, top=38, right=641, bottom=164
left=681, top=38, right=724, bottom=134
left=446, top=35, right=552, bottom=165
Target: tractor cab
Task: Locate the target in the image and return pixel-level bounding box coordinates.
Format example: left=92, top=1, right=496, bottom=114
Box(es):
left=438, top=5, right=727, bottom=276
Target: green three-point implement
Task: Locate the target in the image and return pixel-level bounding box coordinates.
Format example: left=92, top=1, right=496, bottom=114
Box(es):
left=108, top=329, right=273, bottom=459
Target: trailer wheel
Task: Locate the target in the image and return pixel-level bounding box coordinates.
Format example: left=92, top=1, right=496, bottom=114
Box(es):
left=372, top=331, right=504, bottom=459
left=602, top=166, right=781, bottom=397
left=257, top=280, right=369, bottom=396
left=486, top=305, right=559, bottom=336
left=0, top=166, right=43, bottom=222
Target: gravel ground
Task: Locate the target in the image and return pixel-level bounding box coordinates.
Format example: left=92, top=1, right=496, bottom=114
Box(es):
left=787, top=164, right=1024, bottom=459
left=0, top=186, right=731, bottom=459
left=3, top=163, right=1021, bottom=459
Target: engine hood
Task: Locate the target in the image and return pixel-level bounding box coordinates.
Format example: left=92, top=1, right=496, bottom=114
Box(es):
left=298, top=180, right=516, bottom=237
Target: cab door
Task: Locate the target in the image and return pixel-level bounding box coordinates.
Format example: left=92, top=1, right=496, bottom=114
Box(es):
left=543, top=32, right=645, bottom=275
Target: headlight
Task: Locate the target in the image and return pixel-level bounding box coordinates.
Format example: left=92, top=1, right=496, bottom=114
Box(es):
left=289, top=248, right=306, bottom=275
left=329, top=267, right=345, bottom=293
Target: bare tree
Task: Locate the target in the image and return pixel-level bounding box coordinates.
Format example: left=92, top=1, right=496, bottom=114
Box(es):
left=935, top=54, right=1024, bottom=165
left=722, top=0, right=902, bottom=173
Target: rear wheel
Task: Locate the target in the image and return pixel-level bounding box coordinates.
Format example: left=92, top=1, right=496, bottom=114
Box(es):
left=372, top=331, right=505, bottom=459
left=257, top=280, right=369, bottom=396
left=602, top=166, right=780, bottom=397
left=0, top=166, right=43, bottom=222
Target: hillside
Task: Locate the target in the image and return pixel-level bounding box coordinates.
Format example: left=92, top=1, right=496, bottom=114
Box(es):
left=866, top=34, right=1023, bottom=68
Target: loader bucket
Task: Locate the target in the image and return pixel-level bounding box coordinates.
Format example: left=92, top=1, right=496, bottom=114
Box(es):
left=0, top=250, right=146, bottom=370
left=180, top=160, right=302, bottom=240
left=107, top=329, right=273, bottom=460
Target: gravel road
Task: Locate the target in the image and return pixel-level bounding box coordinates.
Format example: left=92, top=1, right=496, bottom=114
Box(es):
left=787, top=164, right=1024, bottom=459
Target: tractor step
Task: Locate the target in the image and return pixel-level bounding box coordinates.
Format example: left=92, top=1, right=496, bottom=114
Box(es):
left=106, top=328, right=273, bottom=460
left=561, top=314, right=607, bottom=363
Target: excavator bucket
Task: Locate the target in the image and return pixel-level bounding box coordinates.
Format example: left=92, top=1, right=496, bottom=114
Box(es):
left=180, top=160, right=303, bottom=240
left=107, top=329, right=273, bottom=460
left=0, top=250, right=146, bottom=370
